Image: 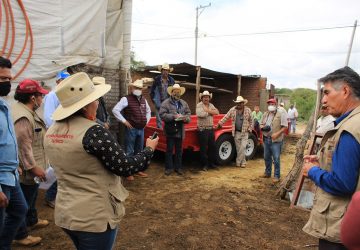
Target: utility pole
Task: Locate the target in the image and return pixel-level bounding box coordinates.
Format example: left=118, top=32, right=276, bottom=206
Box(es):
left=195, top=3, right=211, bottom=66
left=345, top=20, right=357, bottom=66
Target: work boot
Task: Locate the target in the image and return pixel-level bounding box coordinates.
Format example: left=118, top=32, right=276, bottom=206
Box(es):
left=29, top=219, right=49, bottom=230
left=259, top=173, right=271, bottom=178
left=208, top=164, right=219, bottom=170
left=13, top=235, right=42, bottom=246
left=202, top=166, right=208, bottom=172
left=240, top=163, right=246, bottom=168
left=164, top=169, right=172, bottom=176
left=175, top=169, right=184, bottom=175
left=272, top=177, right=280, bottom=183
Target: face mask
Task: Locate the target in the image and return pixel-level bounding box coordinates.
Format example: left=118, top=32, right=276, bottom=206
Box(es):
left=132, top=89, right=142, bottom=96
left=0, top=81, right=11, bottom=96
left=268, top=105, right=276, bottom=112
left=172, top=93, right=181, bottom=100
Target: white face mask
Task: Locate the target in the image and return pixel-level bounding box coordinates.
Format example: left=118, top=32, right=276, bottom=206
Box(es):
left=132, top=89, right=142, bottom=96
left=268, top=105, right=276, bottom=112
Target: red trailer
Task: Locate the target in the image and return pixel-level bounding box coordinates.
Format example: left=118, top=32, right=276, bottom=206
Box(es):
left=144, top=114, right=262, bottom=165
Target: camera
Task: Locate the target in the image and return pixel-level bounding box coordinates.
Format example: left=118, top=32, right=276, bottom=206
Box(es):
left=261, top=125, right=271, bottom=132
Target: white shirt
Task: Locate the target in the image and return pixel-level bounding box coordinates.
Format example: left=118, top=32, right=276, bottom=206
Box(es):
left=43, top=91, right=60, bottom=128
left=112, top=96, right=151, bottom=124
left=316, top=115, right=336, bottom=135
left=288, top=107, right=298, bottom=119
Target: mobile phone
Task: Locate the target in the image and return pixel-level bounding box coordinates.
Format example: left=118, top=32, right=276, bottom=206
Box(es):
left=150, top=132, right=158, bottom=139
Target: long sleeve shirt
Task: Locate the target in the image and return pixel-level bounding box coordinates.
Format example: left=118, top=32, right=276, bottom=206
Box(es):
left=308, top=111, right=360, bottom=196
left=112, top=96, right=151, bottom=124
left=82, top=125, right=153, bottom=177
left=196, top=102, right=218, bottom=128
left=0, top=98, right=19, bottom=191
left=43, top=91, right=60, bottom=128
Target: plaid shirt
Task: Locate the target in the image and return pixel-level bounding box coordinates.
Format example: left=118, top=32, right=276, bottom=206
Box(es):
left=219, top=106, right=253, bottom=136
left=196, top=102, right=217, bottom=128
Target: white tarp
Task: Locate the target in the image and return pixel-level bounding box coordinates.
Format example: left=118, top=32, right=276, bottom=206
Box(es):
left=0, top=0, right=125, bottom=82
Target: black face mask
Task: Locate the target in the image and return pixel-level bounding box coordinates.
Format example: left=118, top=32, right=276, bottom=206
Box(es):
left=0, top=81, right=11, bottom=96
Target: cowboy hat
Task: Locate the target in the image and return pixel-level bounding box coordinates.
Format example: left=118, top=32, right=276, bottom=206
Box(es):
left=92, top=76, right=105, bottom=85
left=158, top=63, right=174, bottom=72
left=52, top=72, right=111, bottom=121
left=233, top=96, right=248, bottom=104
left=199, top=90, right=212, bottom=100
left=167, top=83, right=185, bottom=96
left=129, top=79, right=146, bottom=89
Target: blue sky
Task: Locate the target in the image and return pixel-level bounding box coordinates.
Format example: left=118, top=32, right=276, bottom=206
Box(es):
left=132, top=0, right=360, bottom=89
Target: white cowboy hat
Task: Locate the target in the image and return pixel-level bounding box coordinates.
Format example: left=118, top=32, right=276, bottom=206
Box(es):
left=92, top=76, right=105, bottom=85
left=167, top=83, right=185, bottom=96
left=52, top=72, right=111, bottom=121
left=233, top=95, right=248, bottom=104
left=199, top=90, right=212, bottom=100
left=158, top=63, right=174, bottom=72
left=129, top=79, right=146, bottom=89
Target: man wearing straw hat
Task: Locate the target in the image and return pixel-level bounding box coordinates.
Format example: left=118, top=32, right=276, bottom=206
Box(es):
left=159, top=83, right=191, bottom=176
left=44, top=72, right=158, bottom=249
left=196, top=90, right=219, bottom=171
left=112, top=79, right=151, bottom=181
left=217, top=96, right=253, bottom=168
left=150, top=63, right=175, bottom=128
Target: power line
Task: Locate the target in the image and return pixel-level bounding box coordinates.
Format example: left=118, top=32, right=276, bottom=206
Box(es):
left=132, top=24, right=359, bottom=42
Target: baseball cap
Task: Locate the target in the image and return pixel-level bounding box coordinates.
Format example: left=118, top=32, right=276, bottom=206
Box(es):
left=16, top=79, right=49, bottom=95
left=56, top=70, right=70, bottom=81
left=267, top=98, right=277, bottom=104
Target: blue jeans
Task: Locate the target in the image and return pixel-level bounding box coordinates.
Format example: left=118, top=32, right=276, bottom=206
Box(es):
left=165, top=136, right=183, bottom=170
left=290, top=118, right=296, bottom=133
left=15, top=183, right=40, bottom=240
left=0, top=182, right=28, bottom=250
left=45, top=181, right=57, bottom=201
left=63, top=226, right=118, bottom=250
left=155, top=108, right=163, bottom=129
left=124, top=128, right=144, bottom=156
left=263, top=136, right=282, bottom=178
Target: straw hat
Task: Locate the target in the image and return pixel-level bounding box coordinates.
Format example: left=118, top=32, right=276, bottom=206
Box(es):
left=129, top=79, right=146, bottom=89
left=92, top=76, right=105, bottom=85
left=167, top=83, right=185, bottom=96
left=52, top=72, right=111, bottom=121
left=158, top=63, right=174, bottom=72
left=233, top=96, right=248, bottom=104
left=199, top=90, right=212, bottom=100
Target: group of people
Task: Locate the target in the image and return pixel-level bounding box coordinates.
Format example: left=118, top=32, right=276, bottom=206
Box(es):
left=1, top=56, right=360, bottom=250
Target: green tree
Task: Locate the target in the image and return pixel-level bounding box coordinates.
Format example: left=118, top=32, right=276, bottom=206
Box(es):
left=130, top=51, right=146, bottom=70
left=290, top=88, right=316, bottom=121
left=275, top=88, right=293, bottom=96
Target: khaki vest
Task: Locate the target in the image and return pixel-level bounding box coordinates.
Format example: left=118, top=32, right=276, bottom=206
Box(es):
left=11, top=102, right=47, bottom=185
left=44, top=116, right=129, bottom=232
left=303, top=105, right=360, bottom=242
left=262, top=109, right=285, bottom=142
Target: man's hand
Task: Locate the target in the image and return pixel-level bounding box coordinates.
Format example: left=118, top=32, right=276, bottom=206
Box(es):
left=123, top=120, right=133, bottom=129
left=104, top=122, right=110, bottom=130
left=271, top=132, right=279, bottom=141
left=302, top=155, right=319, bottom=177
left=145, top=136, right=159, bottom=151
left=17, top=167, right=23, bottom=176
left=0, top=192, right=9, bottom=208
left=30, top=166, right=46, bottom=181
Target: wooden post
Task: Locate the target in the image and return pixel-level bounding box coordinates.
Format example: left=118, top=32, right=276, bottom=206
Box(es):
left=313, top=80, right=322, bottom=133
left=237, top=75, right=242, bottom=96
left=195, top=66, right=201, bottom=104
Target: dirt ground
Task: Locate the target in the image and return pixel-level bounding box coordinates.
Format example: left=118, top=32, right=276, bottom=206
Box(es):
left=13, top=123, right=317, bottom=250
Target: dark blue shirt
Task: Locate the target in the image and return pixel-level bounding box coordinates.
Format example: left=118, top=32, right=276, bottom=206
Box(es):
left=308, top=111, right=360, bottom=196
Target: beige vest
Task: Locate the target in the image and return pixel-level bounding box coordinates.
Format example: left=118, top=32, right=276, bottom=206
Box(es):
left=44, top=116, right=129, bottom=232
left=262, top=109, right=284, bottom=142
left=303, top=105, right=360, bottom=242
left=11, top=102, right=47, bottom=185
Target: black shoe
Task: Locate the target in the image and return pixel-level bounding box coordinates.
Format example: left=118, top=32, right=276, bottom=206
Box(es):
left=208, top=164, right=219, bottom=170
left=202, top=166, right=208, bottom=171
left=175, top=169, right=184, bottom=175
left=164, top=169, right=172, bottom=176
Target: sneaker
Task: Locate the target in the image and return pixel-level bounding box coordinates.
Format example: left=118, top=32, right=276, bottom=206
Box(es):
left=260, top=173, right=271, bottom=178
left=135, top=171, right=148, bottom=178
left=126, top=175, right=135, bottom=181
left=45, top=199, right=55, bottom=208
left=272, top=177, right=280, bottom=183
left=29, top=219, right=49, bottom=230
left=164, top=169, right=172, bottom=176
left=175, top=169, right=184, bottom=175
left=13, top=235, right=42, bottom=246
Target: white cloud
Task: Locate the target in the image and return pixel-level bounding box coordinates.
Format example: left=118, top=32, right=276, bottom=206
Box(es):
left=132, top=0, right=360, bottom=89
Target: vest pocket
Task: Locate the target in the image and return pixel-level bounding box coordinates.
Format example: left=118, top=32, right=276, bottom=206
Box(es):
left=311, top=198, right=330, bottom=235
left=109, top=191, right=125, bottom=217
